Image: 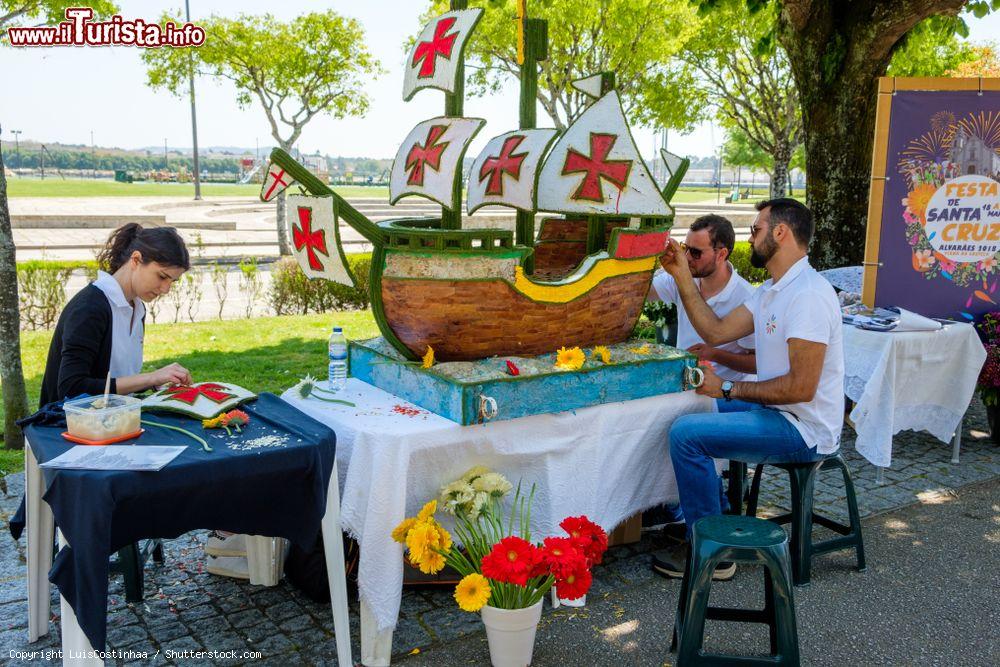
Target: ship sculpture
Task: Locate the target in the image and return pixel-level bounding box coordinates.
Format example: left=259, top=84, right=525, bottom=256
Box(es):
left=260, top=2, right=689, bottom=362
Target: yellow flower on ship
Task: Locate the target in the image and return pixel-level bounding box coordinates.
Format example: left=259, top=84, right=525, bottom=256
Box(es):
left=422, top=346, right=435, bottom=369
left=454, top=573, right=492, bottom=612
left=592, top=346, right=611, bottom=364
left=392, top=517, right=417, bottom=544
left=202, top=416, right=222, bottom=429
left=628, top=344, right=651, bottom=355
left=555, top=346, right=586, bottom=370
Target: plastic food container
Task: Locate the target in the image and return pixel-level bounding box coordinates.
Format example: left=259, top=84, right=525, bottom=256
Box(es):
left=64, top=394, right=142, bottom=443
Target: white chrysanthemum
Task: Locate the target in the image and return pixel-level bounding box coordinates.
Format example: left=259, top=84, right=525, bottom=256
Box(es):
left=460, top=465, right=491, bottom=483
left=466, top=491, right=491, bottom=520
left=471, top=472, right=512, bottom=498
left=439, top=480, right=476, bottom=514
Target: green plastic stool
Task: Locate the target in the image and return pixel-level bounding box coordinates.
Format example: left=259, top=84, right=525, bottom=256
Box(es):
left=671, top=515, right=800, bottom=666
left=745, top=454, right=866, bottom=586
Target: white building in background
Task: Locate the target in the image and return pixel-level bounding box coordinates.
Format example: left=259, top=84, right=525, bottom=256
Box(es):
left=950, top=128, right=1000, bottom=179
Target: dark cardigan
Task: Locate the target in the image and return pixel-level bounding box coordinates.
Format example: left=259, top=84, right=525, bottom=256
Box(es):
left=39, top=284, right=121, bottom=406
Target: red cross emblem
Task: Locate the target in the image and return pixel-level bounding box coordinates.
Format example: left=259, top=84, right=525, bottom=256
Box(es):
left=263, top=167, right=291, bottom=200
left=561, top=133, right=633, bottom=202
left=412, top=17, right=458, bottom=78
left=479, top=135, right=528, bottom=196
left=405, top=125, right=450, bottom=186
left=163, top=383, right=235, bottom=406
left=292, top=206, right=329, bottom=271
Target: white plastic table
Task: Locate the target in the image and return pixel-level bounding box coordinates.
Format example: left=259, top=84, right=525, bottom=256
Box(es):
left=282, top=378, right=714, bottom=666
left=843, top=322, right=986, bottom=471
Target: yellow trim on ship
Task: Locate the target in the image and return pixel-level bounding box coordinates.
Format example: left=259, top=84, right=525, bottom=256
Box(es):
left=512, top=256, right=656, bottom=303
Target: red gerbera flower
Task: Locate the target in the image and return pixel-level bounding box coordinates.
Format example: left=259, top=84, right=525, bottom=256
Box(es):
left=560, top=515, right=609, bottom=564
left=541, top=537, right=587, bottom=578
left=481, top=536, right=543, bottom=586
left=555, top=566, right=592, bottom=601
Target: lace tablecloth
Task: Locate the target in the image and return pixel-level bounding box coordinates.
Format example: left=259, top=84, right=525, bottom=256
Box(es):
left=844, top=323, right=985, bottom=467
left=282, top=378, right=713, bottom=633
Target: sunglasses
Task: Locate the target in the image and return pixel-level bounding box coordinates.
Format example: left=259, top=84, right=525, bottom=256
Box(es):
left=680, top=243, right=715, bottom=260
left=749, top=224, right=761, bottom=237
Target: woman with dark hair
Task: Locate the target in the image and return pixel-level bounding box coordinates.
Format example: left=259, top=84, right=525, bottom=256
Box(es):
left=39, top=223, right=194, bottom=406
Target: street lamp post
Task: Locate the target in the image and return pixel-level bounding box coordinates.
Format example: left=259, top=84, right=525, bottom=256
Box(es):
left=11, top=130, right=21, bottom=170
left=185, top=0, right=202, bottom=200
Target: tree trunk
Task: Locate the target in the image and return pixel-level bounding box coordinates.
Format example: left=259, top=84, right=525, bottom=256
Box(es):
left=0, top=131, right=28, bottom=450
left=777, top=0, right=966, bottom=270
left=770, top=137, right=792, bottom=200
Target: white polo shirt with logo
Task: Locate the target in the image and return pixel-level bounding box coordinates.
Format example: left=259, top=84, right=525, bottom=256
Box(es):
left=744, top=256, right=844, bottom=454
left=652, top=263, right=756, bottom=382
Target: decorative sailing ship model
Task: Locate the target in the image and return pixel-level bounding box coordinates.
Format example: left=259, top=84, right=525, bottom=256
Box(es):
left=260, top=3, right=689, bottom=363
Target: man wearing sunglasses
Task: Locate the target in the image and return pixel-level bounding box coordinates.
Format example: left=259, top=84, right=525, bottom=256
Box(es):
left=648, top=214, right=756, bottom=382
left=652, top=198, right=844, bottom=581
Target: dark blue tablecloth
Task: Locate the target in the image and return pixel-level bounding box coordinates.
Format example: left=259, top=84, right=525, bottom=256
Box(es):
left=14, top=393, right=336, bottom=651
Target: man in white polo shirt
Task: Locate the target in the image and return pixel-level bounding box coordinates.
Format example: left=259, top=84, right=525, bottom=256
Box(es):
left=649, top=214, right=756, bottom=381
left=653, top=198, right=844, bottom=580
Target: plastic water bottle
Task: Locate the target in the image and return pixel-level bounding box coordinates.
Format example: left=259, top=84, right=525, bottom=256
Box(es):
left=328, top=326, right=348, bottom=392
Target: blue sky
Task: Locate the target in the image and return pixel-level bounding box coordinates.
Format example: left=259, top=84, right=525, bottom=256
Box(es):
left=1, top=1, right=998, bottom=160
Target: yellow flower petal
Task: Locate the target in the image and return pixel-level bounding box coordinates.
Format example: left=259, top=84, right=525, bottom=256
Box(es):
left=422, top=345, right=435, bottom=369
left=417, top=499, right=438, bottom=522
left=554, top=346, right=586, bottom=370
left=592, top=346, right=611, bottom=364
left=391, top=517, right=417, bottom=544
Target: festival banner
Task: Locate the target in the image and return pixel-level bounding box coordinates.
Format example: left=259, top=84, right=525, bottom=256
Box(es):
left=863, top=78, right=1000, bottom=320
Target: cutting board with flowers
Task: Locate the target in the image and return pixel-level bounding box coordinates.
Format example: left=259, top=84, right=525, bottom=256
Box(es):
left=349, top=336, right=699, bottom=425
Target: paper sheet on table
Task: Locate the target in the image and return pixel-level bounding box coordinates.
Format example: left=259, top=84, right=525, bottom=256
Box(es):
left=40, top=445, right=185, bottom=471
left=892, top=307, right=943, bottom=332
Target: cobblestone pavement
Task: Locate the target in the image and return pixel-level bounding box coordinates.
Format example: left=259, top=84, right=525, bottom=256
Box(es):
left=1, top=398, right=998, bottom=666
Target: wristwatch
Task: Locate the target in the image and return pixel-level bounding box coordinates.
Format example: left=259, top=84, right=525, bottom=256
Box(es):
left=721, top=380, right=734, bottom=401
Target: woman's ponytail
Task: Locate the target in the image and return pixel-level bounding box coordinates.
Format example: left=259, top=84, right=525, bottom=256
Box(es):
left=97, top=224, right=190, bottom=274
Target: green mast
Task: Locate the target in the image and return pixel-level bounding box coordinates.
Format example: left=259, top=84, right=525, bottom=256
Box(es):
left=440, top=0, right=468, bottom=231
left=516, top=2, right=548, bottom=259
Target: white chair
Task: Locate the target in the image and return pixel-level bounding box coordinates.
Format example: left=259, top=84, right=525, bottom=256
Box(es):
left=25, top=441, right=354, bottom=666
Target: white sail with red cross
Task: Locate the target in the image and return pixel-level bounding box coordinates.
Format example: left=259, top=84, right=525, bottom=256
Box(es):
left=286, top=194, right=353, bottom=286
left=537, top=91, right=670, bottom=216
left=466, top=128, right=559, bottom=214
left=260, top=163, right=298, bottom=202
left=389, top=116, right=485, bottom=209
left=403, top=9, right=483, bottom=101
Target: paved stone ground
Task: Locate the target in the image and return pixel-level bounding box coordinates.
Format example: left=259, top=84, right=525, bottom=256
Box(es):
left=1, top=398, right=997, bottom=666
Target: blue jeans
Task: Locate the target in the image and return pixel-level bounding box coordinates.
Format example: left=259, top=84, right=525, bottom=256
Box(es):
left=670, top=399, right=823, bottom=537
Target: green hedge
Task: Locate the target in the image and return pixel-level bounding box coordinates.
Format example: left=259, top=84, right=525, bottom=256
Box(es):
left=730, top=241, right=769, bottom=284
left=16, top=260, right=99, bottom=330
left=268, top=253, right=372, bottom=316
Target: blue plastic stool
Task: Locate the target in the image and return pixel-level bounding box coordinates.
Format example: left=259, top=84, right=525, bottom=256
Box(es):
left=671, top=515, right=800, bottom=666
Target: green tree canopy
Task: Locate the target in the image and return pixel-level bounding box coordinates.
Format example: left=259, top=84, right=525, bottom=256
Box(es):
left=142, top=11, right=382, bottom=254
left=424, top=0, right=700, bottom=130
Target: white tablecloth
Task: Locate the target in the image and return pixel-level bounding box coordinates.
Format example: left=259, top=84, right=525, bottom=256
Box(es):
left=282, top=378, right=713, bottom=633
left=843, top=323, right=985, bottom=467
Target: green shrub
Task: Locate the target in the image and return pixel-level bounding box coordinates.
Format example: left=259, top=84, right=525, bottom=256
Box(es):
left=268, top=253, right=372, bottom=316
left=16, top=261, right=97, bottom=330
left=730, top=242, right=769, bottom=284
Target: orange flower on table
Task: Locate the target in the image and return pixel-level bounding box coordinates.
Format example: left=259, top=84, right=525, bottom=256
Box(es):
left=904, top=183, right=938, bottom=224
left=912, top=249, right=936, bottom=272
left=554, top=346, right=586, bottom=370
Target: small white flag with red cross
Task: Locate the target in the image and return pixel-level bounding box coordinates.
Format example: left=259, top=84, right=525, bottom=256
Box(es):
left=403, top=9, right=483, bottom=101
left=260, top=163, right=298, bottom=202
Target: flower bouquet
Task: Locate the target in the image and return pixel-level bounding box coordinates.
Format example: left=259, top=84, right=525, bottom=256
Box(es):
left=392, top=466, right=608, bottom=667
left=975, top=312, right=1000, bottom=442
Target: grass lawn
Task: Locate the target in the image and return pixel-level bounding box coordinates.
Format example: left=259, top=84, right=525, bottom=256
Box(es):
left=0, top=310, right=380, bottom=475
left=6, top=178, right=390, bottom=200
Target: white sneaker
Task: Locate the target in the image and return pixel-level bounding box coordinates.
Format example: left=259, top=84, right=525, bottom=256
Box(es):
left=206, top=555, right=250, bottom=580
left=206, top=531, right=247, bottom=557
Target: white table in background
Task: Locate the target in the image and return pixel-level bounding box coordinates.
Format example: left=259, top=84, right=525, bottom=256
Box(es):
left=282, top=378, right=714, bottom=666
left=843, top=322, right=986, bottom=473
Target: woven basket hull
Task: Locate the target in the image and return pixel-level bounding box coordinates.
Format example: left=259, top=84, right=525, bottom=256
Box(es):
left=381, top=270, right=652, bottom=361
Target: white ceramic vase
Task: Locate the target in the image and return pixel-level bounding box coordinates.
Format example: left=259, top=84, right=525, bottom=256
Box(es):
left=480, top=599, right=543, bottom=667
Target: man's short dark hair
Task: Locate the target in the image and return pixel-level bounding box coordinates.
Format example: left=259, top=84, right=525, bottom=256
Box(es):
left=689, top=214, right=735, bottom=256
left=755, top=198, right=814, bottom=247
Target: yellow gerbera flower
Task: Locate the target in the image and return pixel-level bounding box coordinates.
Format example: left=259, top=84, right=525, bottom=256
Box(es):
left=416, top=549, right=446, bottom=574
left=391, top=517, right=417, bottom=544
left=554, top=346, right=586, bottom=370
left=592, top=346, right=611, bottom=364
left=454, top=573, right=492, bottom=612
left=422, top=345, right=435, bottom=369
left=417, top=499, right=438, bottom=522
left=906, top=183, right=937, bottom=223
left=405, top=521, right=436, bottom=564
left=628, top=344, right=651, bottom=355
